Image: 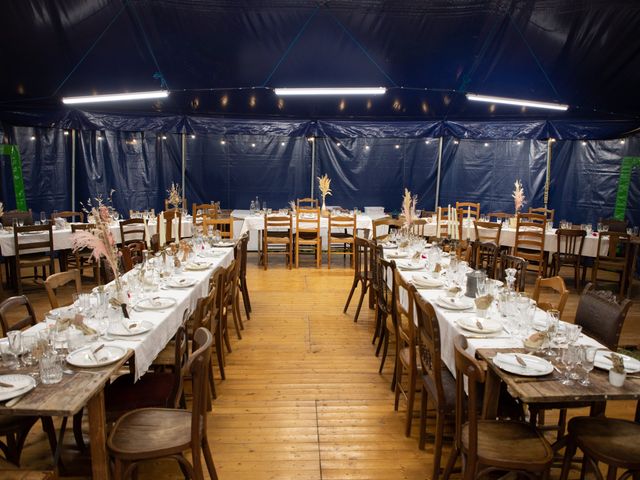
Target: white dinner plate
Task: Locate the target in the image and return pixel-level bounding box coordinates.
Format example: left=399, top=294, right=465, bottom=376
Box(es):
left=213, top=241, right=235, bottom=247
left=435, top=296, right=474, bottom=310
left=493, top=353, right=554, bottom=377
left=107, top=320, right=154, bottom=336
left=395, top=260, right=425, bottom=271
left=0, top=374, right=37, bottom=401
left=412, top=274, right=444, bottom=289
left=456, top=317, right=503, bottom=334
left=185, top=261, right=212, bottom=271
left=66, top=345, right=127, bottom=368
left=594, top=350, right=640, bottom=373
left=135, top=297, right=176, bottom=311
left=166, top=278, right=197, bottom=289
left=198, top=250, right=226, bottom=258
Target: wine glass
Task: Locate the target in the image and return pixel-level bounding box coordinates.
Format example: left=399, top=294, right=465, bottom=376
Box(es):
left=557, top=346, right=577, bottom=386
left=7, top=331, right=23, bottom=368
left=40, top=211, right=47, bottom=224
left=579, top=346, right=597, bottom=386
left=542, top=309, right=560, bottom=357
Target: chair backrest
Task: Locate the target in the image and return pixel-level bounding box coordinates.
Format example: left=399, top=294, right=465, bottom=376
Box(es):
left=164, top=197, right=187, bottom=211
left=44, top=269, right=82, bottom=309
left=574, top=283, right=632, bottom=350
left=202, top=216, right=234, bottom=239
left=555, top=228, right=586, bottom=258
left=238, top=232, right=250, bottom=281
left=499, top=253, right=528, bottom=292
left=600, top=218, right=627, bottom=233
left=119, top=218, right=146, bottom=245
left=456, top=202, right=481, bottom=219
left=329, top=214, right=357, bottom=239
left=470, top=241, right=500, bottom=279
left=452, top=335, right=486, bottom=465
left=375, top=246, right=395, bottom=318
left=531, top=276, right=569, bottom=318
left=487, top=212, right=513, bottom=223
left=188, top=327, right=213, bottom=448
left=119, top=241, right=146, bottom=272
left=264, top=213, right=292, bottom=238
left=0, top=295, right=38, bottom=336
left=529, top=207, right=554, bottom=226
left=158, top=210, right=183, bottom=243
left=596, top=231, right=631, bottom=262
left=192, top=203, right=217, bottom=219
left=353, top=236, right=371, bottom=281
left=52, top=211, right=85, bottom=223
left=392, top=266, right=416, bottom=358
left=372, top=216, right=403, bottom=241
left=437, top=207, right=462, bottom=239
left=414, top=287, right=448, bottom=407
left=474, top=220, right=502, bottom=244
left=14, top=224, right=54, bottom=259
left=410, top=218, right=428, bottom=237
left=1, top=209, right=33, bottom=226
left=296, top=207, right=320, bottom=235
left=296, top=197, right=318, bottom=208
left=514, top=213, right=546, bottom=270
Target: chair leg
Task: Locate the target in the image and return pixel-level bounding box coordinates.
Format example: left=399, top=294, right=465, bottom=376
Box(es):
left=343, top=277, right=360, bottom=313
left=442, top=445, right=459, bottom=480
left=202, top=436, right=219, bottom=480
left=394, top=360, right=403, bottom=411
left=405, top=365, right=417, bottom=437
left=419, top=385, right=428, bottom=450
left=353, top=281, right=368, bottom=323
left=378, top=328, right=390, bottom=374
left=432, top=409, right=445, bottom=480
left=214, top=326, right=226, bottom=380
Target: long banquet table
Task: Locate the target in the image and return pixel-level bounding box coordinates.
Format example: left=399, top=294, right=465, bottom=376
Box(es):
left=0, top=245, right=234, bottom=479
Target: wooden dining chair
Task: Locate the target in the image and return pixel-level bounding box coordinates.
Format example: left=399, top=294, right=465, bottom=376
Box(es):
left=456, top=202, right=480, bottom=220
left=107, top=327, right=218, bottom=480
left=44, top=269, right=81, bottom=309
left=237, top=233, right=251, bottom=319
left=600, top=217, right=628, bottom=232
left=119, top=241, right=145, bottom=273
left=551, top=228, right=586, bottom=288
left=222, top=257, right=244, bottom=340
left=374, top=248, right=396, bottom=383
left=410, top=218, right=428, bottom=237
left=192, top=203, right=217, bottom=219
left=437, top=207, right=462, bottom=239
left=487, top=212, right=513, bottom=223
left=13, top=223, right=55, bottom=294
left=0, top=295, right=37, bottom=337
left=327, top=213, right=357, bottom=268
left=531, top=276, right=569, bottom=318
left=560, top=416, right=640, bottom=480
left=119, top=218, right=146, bottom=246
left=413, top=288, right=456, bottom=480
left=470, top=241, right=500, bottom=279
left=164, top=197, right=187, bottom=211
left=1, top=209, right=33, bottom=226
left=296, top=197, right=318, bottom=208
left=474, top=220, right=502, bottom=244
left=392, top=268, right=419, bottom=438
left=202, top=216, right=234, bottom=239
left=69, top=223, right=101, bottom=283
left=443, top=335, right=554, bottom=480
left=372, top=216, right=404, bottom=242
left=513, top=212, right=547, bottom=277
left=529, top=207, right=554, bottom=226
left=295, top=207, right=321, bottom=268
left=591, top=231, right=631, bottom=296
left=263, top=213, right=293, bottom=270
left=499, top=253, right=528, bottom=291
left=51, top=211, right=84, bottom=223
left=343, top=237, right=372, bottom=323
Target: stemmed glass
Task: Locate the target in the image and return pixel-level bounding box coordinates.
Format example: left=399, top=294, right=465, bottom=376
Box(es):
left=474, top=275, right=489, bottom=318
left=579, top=346, right=597, bottom=386
left=7, top=331, right=23, bottom=369
left=40, top=211, right=47, bottom=224
left=557, top=345, right=578, bottom=386
left=542, top=309, right=560, bottom=358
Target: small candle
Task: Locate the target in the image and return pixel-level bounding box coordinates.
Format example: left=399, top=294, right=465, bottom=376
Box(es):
left=158, top=212, right=166, bottom=247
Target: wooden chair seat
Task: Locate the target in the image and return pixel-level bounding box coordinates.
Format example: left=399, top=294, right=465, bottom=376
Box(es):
left=16, top=255, right=50, bottom=267
left=108, top=408, right=194, bottom=458
left=0, top=470, right=56, bottom=480
left=462, top=420, right=553, bottom=470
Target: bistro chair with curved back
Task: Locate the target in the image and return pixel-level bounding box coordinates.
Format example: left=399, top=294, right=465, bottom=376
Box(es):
left=52, top=211, right=85, bottom=223
left=327, top=213, right=357, bottom=268
left=551, top=228, right=586, bottom=288
left=119, top=218, right=146, bottom=246
left=600, top=218, right=628, bottom=232
left=202, top=215, right=233, bottom=239
left=343, top=236, right=372, bottom=322
left=413, top=289, right=456, bottom=480
left=372, top=216, right=404, bottom=242
left=470, top=241, right=500, bottom=279
left=531, top=276, right=569, bottom=318
left=0, top=295, right=37, bottom=336
left=456, top=202, right=481, bottom=220
left=263, top=212, right=293, bottom=270
left=119, top=241, right=145, bottom=273
left=107, top=327, right=218, bottom=480
left=238, top=233, right=251, bottom=319
left=44, top=269, right=81, bottom=309
left=222, top=256, right=243, bottom=341
left=474, top=220, right=502, bottom=244
left=105, top=319, right=189, bottom=419
left=529, top=207, right=555, bottom=227
left=591, top=231, right=631, bottom=296
left=443, top=335, right=554, bottom=480
left=499, top=253, right=528, bottom=292
left=560, top=416, right=640, bottom=480
left=1, top=209, right=33, bottom=227
left=69, top=223, right=101, bottom=283
left=295, top=207, right=321, bottom=268
left=374, top=248, right=397, bottom=384
left=13, top=223, right=55, bottom=295
left=393, top=267, right=420, bottom=438
left=296, top=197, right=318, bottom=208
left=513, top=212, right=547, bottom=277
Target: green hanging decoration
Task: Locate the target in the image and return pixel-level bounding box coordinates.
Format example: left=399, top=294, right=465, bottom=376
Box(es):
left=0, top=145, right=28, bottom=211
left=613, top=157, right=640, bottom=221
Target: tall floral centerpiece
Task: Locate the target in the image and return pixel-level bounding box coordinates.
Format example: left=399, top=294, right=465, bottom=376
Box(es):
left=401, top=188, right=417, bottom=229
left=167, top=182, right=182, bottom=210
left=511, top=179, right=527, bottom=227
left=72, top=204, right=123, bottom=298
left=317, top=174, right=332, bottom=215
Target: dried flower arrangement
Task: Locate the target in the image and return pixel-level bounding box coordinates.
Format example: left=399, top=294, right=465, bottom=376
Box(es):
left=167, top=182, right=182, bottom=210
left=512, top=179, right=526, bottom=214
left=317, top=174, right=332, bottom=212
left=80, top=189, right=116, bottom=222
left=401, top=188, right=417, bottom=227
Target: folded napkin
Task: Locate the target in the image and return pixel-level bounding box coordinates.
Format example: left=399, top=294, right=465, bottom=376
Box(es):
left=56, top=315, right=96, bottom=336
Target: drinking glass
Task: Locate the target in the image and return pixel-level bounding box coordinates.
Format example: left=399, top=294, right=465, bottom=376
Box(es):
left=542, top=309, right=560, bottom=357
left=557, top=346, right=577, bottom=386
left=597, top=222, right=603, bottom=233
left=565, top=324, right=582, bottom=345
left=40, top=211, right=47, bottom=224
left=21, top=333, right=39, bottom=367
left=585, top=224, right=593, bottom=235
left=1, top=343, right=19, bottom=370
left=17, top=218, right=24, bottom=227
left=7, top=331, right=23, bottom=365
left=579, top=346, right=597, bottom=386
left=39, top=351, right=63, bottom=384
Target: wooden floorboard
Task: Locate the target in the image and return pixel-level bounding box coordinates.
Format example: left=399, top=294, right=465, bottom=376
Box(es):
left=0, top=254, right=638, bottom=479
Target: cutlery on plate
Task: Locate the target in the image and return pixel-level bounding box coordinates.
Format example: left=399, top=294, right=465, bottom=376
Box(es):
left=475, top=320, right=484, bottom=330
left=0, top=381, right=15, bottom=388
left=515, top=355, right=528, bottom=367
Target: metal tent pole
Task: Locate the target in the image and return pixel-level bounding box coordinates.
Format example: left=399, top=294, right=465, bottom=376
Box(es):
left=71, top=129, right=76, bottom=211
left=545, top=139, right=552, bottom=209
left=434, top=136, right=443, bottom=210
left=310, top=137, right=316, bottom=198
left=181, top=132, right=186, bottom=208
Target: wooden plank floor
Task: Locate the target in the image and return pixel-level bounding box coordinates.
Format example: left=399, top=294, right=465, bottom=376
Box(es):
left=1, top=254, right=638, bottom=478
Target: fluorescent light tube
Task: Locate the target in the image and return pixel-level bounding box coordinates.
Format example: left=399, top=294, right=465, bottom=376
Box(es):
left=274, top=87, right=386, bottom=96
left=62, top=90, right=169, bottom=105
left=466, top=93, right=568, bottom=111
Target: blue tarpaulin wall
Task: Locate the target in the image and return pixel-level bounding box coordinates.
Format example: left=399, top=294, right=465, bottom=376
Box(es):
left=0, top=116, right=639, bottom=231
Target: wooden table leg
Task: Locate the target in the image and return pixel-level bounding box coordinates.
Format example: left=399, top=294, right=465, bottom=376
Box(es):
left=482, top=368, right=501, bottom=420
left=87, top=389, right=109, bottom=480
